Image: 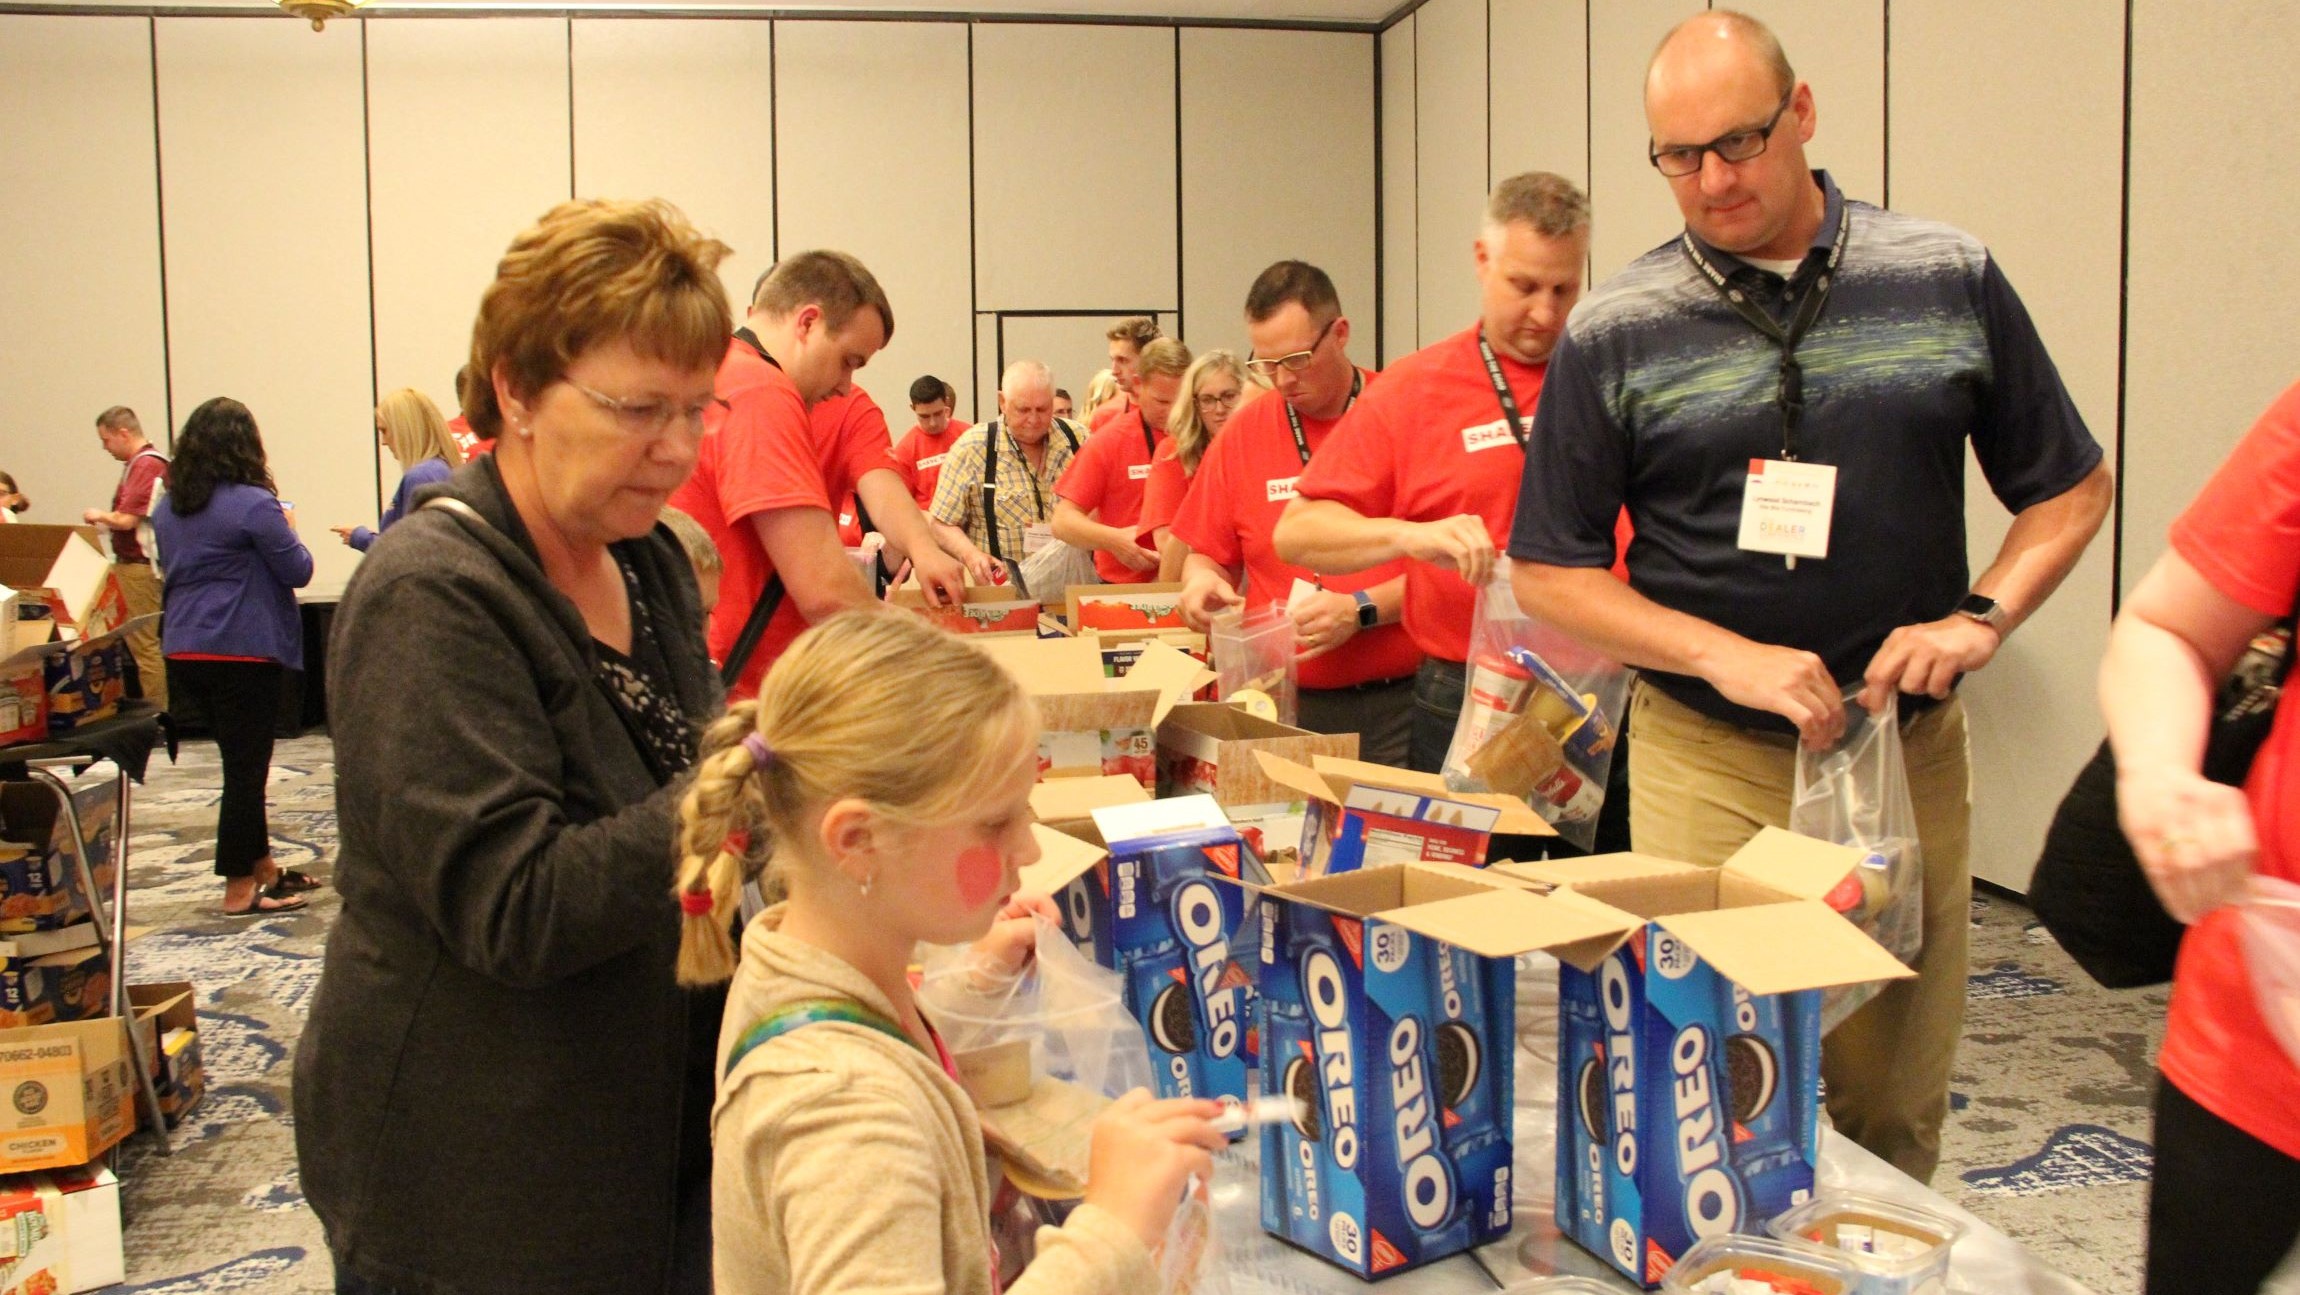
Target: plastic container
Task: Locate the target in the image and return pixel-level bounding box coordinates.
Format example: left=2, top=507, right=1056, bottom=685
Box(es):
left=1660, top=1234, right=1863, bottom=1295
left=1767, top=1192, right=1963, bottom=1295
left=1210, top=605, right=1297, bottom=727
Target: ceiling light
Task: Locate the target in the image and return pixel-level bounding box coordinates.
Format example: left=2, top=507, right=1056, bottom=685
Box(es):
left=280, top=0, right=359, bottom=31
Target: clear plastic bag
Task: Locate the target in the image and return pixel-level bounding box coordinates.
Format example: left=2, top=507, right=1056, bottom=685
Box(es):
left=2240, top=874, right=2300, bottom=1071
left=1792, top=689, right=1924, bottom=1034
left=1441, top=570, right=1630, bottom=851
left=1210, top=604, right=1297, bottom=726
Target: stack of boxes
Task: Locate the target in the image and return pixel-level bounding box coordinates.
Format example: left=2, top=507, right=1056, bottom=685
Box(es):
left=0, top=525, right=153, bottom=742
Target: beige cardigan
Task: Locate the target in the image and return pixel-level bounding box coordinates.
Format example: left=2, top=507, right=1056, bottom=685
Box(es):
left=713, top=912, right=1158, bottom=1295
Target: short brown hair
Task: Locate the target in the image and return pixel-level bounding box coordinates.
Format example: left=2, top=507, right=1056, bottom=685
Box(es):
left=1485, top=171, right=1591, bottom=239
left=750, top=250, right=894, bottom=344
left=1245, top=260, right=1342, bottom=327
left=1105, top=316, right=1160, bottom=349
left=95, top=406, right=140, bottom=435
left=466, top=199, right=733, bottom=440
left=1135, top=337, right=1193, bottom=383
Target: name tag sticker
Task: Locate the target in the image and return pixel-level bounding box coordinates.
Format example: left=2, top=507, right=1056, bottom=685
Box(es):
left=1128, top=463, right=1154, bottom=481
left=1737, top=459, right=1836, bottom=560
left=917, top=453, right=947, bottom=471
left=1266, top=475, right=1300, bottom=502
left=1022, top=522, right=1055, bottom=555
left=1461, top=419, right=1519, bottom=454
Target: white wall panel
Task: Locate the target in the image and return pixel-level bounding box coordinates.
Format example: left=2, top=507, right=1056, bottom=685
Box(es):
left=1735, top=0, right=1883, bottom=204
left=973, top=24, right=1176, bottom=312
left=155, top=17, right=371, bottom=596
left=368, top=18, right=569, bottom=419
left=572, top=18, right=774, bottom=322
left=0, top=17, right=167, bottom=526
left=778, top=21, right=973, bottom=420
left=1586, top=0, right=1689, bottom=280
left=1489, top=0, right=1588, bottom=195
left=1893, top=0, right=2124, bottom=890
left=1179, top=28, right=1375, bottom=352
left=995, top=312, right=1178, bottom=425
left=1379, top=17, right=1417, bottom=363
left=1413, top=0, right=1488, bottom=340
left=2125, top=0, right=2300, bottom=596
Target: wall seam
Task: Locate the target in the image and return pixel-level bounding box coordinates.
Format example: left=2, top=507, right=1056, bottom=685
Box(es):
left=1410, top=13, right=1418, bottom=351
left=965, top=20, right=978, bottom=419
left=563, top=14, right=575, bottom=197
left=147, top=14, right=175, bottom=444
left=1482, top=0, right=1490, bottom=193
left=360, top=15, right=379, bottom=512
left=2111, top=0, right=2133, bottom=612
left=1172, top=24, right=1183, bottom=341
left=1880, top=0, right=1890, bottom=209
left=767, top=17, right=779, bottom=262
left=1372, top=25, right=1383, bottom=365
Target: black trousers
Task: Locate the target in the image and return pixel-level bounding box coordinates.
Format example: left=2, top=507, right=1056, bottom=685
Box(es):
left=2147, top=1075, right=2300, bottom=1294
left=170, top=659, right=283, bottom=879
left=1408, top=656, right=1633, bottom=859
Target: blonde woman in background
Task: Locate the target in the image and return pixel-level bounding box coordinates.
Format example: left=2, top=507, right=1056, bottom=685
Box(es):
left=1079, top=368, right=1122, bottom=425
left=675, top=612, right=1225, bottom=1295
left=331, top=387, right=465, bottom=550
left=1138, top=349, right=1247, bottom=581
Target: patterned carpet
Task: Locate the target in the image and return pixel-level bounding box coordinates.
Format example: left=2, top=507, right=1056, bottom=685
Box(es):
left=78, top=736, right=2291, bottom=1294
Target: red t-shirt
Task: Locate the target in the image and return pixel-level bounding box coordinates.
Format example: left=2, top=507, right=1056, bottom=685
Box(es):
left=818, top=392, right=901, bottom=550
left=109, top=450, right=168, bottom=562
left=893, top=419, right=972, bottom=511
left=666, top=338, right=832, bottom=701
left=447, top=415, right=480, bottom=458
left=1056, top=409, right=1167, bottom=584
left=2157, top=379, right=2300, bottom=1160
left=1135, top=440, right=1187, bottom=549
left=1089, top=397, right=1133, bottom=433
left=1171, top=377, right=1422, bottom=691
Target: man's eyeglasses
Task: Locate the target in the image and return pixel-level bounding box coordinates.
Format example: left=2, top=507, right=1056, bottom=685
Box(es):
left=1245, top=317, right=1337, bottom=377
left=564, top=380, right=727, bottom=439
left=1648, top=91, right=1793, bottom=178
left=1196, top=388, right=1243, bottom=411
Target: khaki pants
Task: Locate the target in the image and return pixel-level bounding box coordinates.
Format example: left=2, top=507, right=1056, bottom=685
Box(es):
left=1627, top=682, right=1971, bottom=1184
left=112, top=562, right=167, bottom=711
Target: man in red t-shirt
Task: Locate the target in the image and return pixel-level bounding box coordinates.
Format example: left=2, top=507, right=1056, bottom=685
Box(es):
left=890, top=375, right=970, bottom=511
left=1276, top=175, right=1624, bottom=788
left=1173, top=261, right=1421, bottom=765
left=83, top=405, right=170, bottom=709
left=1054, top=338, right=1187, bottom=584
left=1088, top=316, right=1159, bottom=432
left=667, top=251, right=965, bottom=700
left=821, top=385, right=993, bottom=589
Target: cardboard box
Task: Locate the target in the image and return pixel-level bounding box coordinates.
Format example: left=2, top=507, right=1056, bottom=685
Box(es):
left=889, top=585, right=1041, bottom=637
left=0, top=1018, right=135, bottom=1175
left=0, top=1163, right=124, bottom=1295
left=1066, top=582, right=1188, bottom=634
left=0, top=783, right=116, bottom=934
left=129, top=983, right=204, bottom=1130
left=1485, top=829, right=1918, bottom=1288
left=1157, top=704, right=1358, bottom=867
left=978, top=637, right=1212, bottom=789
left=0, top=615, right=152, bottom=739
left=0, top=947, right=108, bottom=1032
left=1028, top=775, right=1148, bottom=838
left=0, top=531, right=125, bottom=641
left=1089, top=629, right=1207, bottom=680
left=1254, top=752, right=1555, bottom=876
left=1023, top=797, right=1269, bottom=1118
left=1250, top=862, right=1637, bottom=1278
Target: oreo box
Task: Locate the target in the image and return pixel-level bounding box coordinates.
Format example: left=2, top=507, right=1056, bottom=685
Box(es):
left=1249, top=862, right=1643, bottom=1278
left=1253, top=752, right=1553, bottom=877
left=1488, top=829, right=1918, bottom=1288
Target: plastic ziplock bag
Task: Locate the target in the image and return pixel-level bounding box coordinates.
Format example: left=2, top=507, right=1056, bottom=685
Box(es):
left=1211, top=604, right=1298, bottom=726
left=1791, top=690, right=1924, bottom=1034
left=919, top=918, right=1230, bottom=1295
left=1441, top=569, right=1629, bottom=851
left=1018, top=537, right=1102, bottom=603
left=2240, top=874, right=2300, bottom=1071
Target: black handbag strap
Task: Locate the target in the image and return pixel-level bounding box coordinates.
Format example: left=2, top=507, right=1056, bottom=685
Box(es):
left=719, top=574, right=786, bottom=687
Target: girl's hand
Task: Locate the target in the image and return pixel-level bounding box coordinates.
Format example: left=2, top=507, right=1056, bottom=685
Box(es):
left=1083, top=1091, right=1226, bottom=1249
left=2118, top=763, right=2258, bottom=923
left=970, top=894, right=1060, bottom=982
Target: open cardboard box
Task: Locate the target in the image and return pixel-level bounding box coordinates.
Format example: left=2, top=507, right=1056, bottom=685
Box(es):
left=888, top=585, right=1040, bottom=636
left=0, top=529, right=127, bottom=639
left=1158, top=703, right=1356, bottom=868
left=0, top=1163, right=125, bottom=1294
left=1254, top=751, right=1554, bottom=876
left=0, top=615, right=155, bottom=738
left=0, top=1017, right=135, bottom=1175
left=1064, top=582, right=1187, bottom=634
left=1027, top=774, right=1148, bottom=838
left=978, top=637, right=1213, bottom=788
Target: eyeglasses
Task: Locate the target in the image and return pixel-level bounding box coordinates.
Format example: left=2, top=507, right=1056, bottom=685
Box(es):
left=1245, top=318, right=1337, bottom=377
left=1196, top=388, right=1243, bottom=410
left=563, top=379, right=727, bottom=439
left=1648, top=92, right=1793, bottom=177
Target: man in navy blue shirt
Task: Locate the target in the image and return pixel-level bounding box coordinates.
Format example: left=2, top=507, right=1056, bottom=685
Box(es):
left=1509, top=10, right=2112, bottom=1184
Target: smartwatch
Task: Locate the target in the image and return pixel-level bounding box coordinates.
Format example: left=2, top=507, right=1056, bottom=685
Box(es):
left=1954, top=593, right=2007, bottom=632
left=1352, top=589, right=1379, bottom=630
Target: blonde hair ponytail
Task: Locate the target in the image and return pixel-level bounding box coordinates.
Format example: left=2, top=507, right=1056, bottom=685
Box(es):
left=671, top=612, right=1038, bottom=986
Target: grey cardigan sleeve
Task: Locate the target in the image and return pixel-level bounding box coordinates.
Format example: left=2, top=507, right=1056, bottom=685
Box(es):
left=330, top=563, right=681, bottom=989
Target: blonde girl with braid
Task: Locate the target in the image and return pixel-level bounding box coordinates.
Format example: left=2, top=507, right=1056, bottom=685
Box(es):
left=676, top=611, right=1225, bottom=1295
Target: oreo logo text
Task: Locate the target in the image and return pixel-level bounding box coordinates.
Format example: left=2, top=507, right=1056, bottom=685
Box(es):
left=1388, top=1017, right=1456, bottom=1230
left=1669, top=1024, right=1741, bottom=1239
left=1172, top=881, right=1241, bottom=1060
left=1304, top=948, right=1359, bottom=1170
left=1600, top=956, right=1638, bottom=1176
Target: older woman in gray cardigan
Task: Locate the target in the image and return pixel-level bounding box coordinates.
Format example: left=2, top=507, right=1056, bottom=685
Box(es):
left=296, top=200, right=734, bottom=1295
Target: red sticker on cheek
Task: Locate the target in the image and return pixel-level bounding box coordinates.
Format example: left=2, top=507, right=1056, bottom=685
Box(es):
left=955, top=846, right=1005, bottom=908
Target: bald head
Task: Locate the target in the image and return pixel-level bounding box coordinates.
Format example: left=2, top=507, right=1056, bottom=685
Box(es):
left=1648, top=10, right=1794, bottom=101
left=1642, top=8, right=1822, bottom=262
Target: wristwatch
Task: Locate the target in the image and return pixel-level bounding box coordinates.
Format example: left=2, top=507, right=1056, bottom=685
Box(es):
left=1352, top=589, right=1379, bottom=630
left=1954, top=593, right=2007, bottom=632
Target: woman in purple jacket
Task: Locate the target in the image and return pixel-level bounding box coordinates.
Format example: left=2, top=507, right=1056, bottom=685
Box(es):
left=331, top=388, right=462, bottom=552
left=151, top=397, right=317, bottom=916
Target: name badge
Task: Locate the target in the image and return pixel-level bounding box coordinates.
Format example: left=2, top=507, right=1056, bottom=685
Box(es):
left=1128, top=463, right=1154, bottom=481
left=1461, top=419, right=1521, bottom=454
left=838, top=512, right=854, bottom=527
left=1266, top=476, right=1300, bottom=502
left=1737, top=459, right=1836, bottom=560
left=1023, top=522, right=1055, bottom=555
left=917, top=453, right=947, bottom=471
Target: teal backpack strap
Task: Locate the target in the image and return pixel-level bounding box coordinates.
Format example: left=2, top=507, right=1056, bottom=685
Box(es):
left=723, top=997, right=923, bottom=1080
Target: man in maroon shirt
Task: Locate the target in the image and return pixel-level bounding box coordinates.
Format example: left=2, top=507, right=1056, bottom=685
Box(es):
left=83, top=405, right=171, bottom=709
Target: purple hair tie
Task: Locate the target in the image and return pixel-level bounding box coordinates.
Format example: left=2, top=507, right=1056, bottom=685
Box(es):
left=741, top=733, right=775, bottom=770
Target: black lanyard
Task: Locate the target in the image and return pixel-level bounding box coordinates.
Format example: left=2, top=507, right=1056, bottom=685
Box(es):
left=731, top=327, right=780, bottom=369
left=1474, top=329, right=1532, bottom=450
left=1282, top=370, right=1365, bottom=467
left=1678, top=201, right=1851, bottom=461
left=1138, top=409, right=1158, bottom=461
